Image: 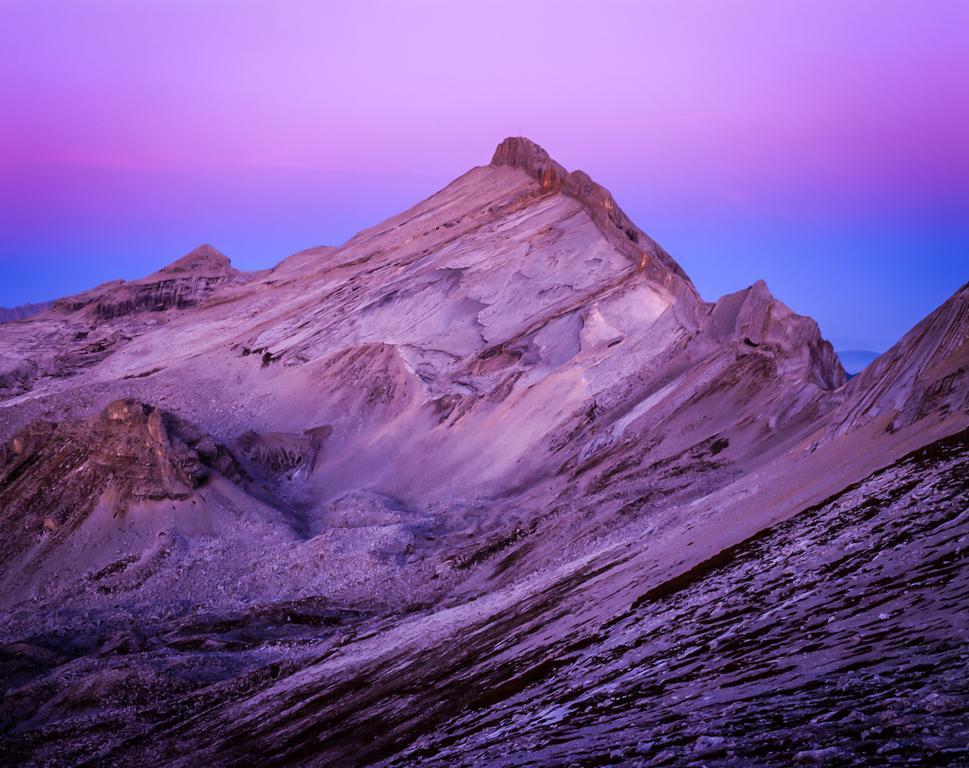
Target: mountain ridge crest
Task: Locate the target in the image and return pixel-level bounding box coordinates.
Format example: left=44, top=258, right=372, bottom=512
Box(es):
left=491, top=136, right=692, bottom=287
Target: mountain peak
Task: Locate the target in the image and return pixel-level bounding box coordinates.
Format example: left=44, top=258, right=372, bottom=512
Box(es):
left=491, top=137, right=692, bottom=287
left=147, top=244, right=235, bottom=280
left=707, top=280, right=847, bottom=390
left=491, top=136, right=568, bottom=192
left=45, top=244, right=242, bottom=322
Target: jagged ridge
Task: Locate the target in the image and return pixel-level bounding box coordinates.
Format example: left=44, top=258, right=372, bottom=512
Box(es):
left=0, top=302, right=52, bottom=325
left=491, top=137, right=693, bottom=288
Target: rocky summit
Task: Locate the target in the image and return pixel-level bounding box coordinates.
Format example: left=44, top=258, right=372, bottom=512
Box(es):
left=0, top=139, right=966, bottom=767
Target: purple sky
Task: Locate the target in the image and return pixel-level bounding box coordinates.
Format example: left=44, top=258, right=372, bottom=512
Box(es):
left=2, top=1, right=967, bottom=350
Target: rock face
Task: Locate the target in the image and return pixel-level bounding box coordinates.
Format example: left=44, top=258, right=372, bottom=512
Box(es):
left=0, top=400, right=243, bottom=574
left=704, top=280, right=846, bottom=390
left=235, top=426, right=331, bottom=480
left=0, top=138, right=966, bottom=767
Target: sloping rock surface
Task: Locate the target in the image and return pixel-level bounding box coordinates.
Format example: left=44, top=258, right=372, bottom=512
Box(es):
left=835, top=281, right=969, bottom=433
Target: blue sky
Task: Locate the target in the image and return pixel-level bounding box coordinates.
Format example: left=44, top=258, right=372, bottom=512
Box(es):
left=2, top=1, right=967, bottom=351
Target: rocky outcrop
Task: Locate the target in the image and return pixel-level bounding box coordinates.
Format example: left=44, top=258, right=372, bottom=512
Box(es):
left=89, top=277, right=229, bottom=320
left=235, top=426, right=331, bottom=480
left=0, top=400, right=243, bottom=572
left=490, top=136, right=568, bottom=193
left=704, top=280, right=846, bottom=390
left=0, top=359, right=38, bottom=398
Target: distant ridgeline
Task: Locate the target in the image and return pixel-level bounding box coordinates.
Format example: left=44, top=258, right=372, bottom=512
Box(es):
left=0, top=301, right=53, bottom=324
left=837, top=349, right=882, bottom=378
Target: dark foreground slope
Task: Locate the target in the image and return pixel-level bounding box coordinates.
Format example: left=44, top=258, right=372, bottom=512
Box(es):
left=205, top=429, right=969, bottom=766
left=2, top=428, right=966, bottom=767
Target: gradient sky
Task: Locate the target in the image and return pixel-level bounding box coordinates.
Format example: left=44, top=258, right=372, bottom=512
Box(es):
left=2, top=1, right=967, bottom=351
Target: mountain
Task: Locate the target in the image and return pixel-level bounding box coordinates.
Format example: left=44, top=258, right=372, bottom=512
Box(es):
left=0, top=301, right=52, bottom=324
left=0, top=244, right=249, bottom=401
left=0, top=139, right=966, bottom=767
left=51, top=243, right=242, bottom=320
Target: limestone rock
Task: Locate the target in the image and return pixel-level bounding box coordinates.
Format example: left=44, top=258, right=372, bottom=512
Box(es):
left=836, top=281, right=969, bottom=432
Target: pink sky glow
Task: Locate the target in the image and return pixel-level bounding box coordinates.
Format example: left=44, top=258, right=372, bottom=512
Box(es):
left=1, top=1, right=967, bottom=349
